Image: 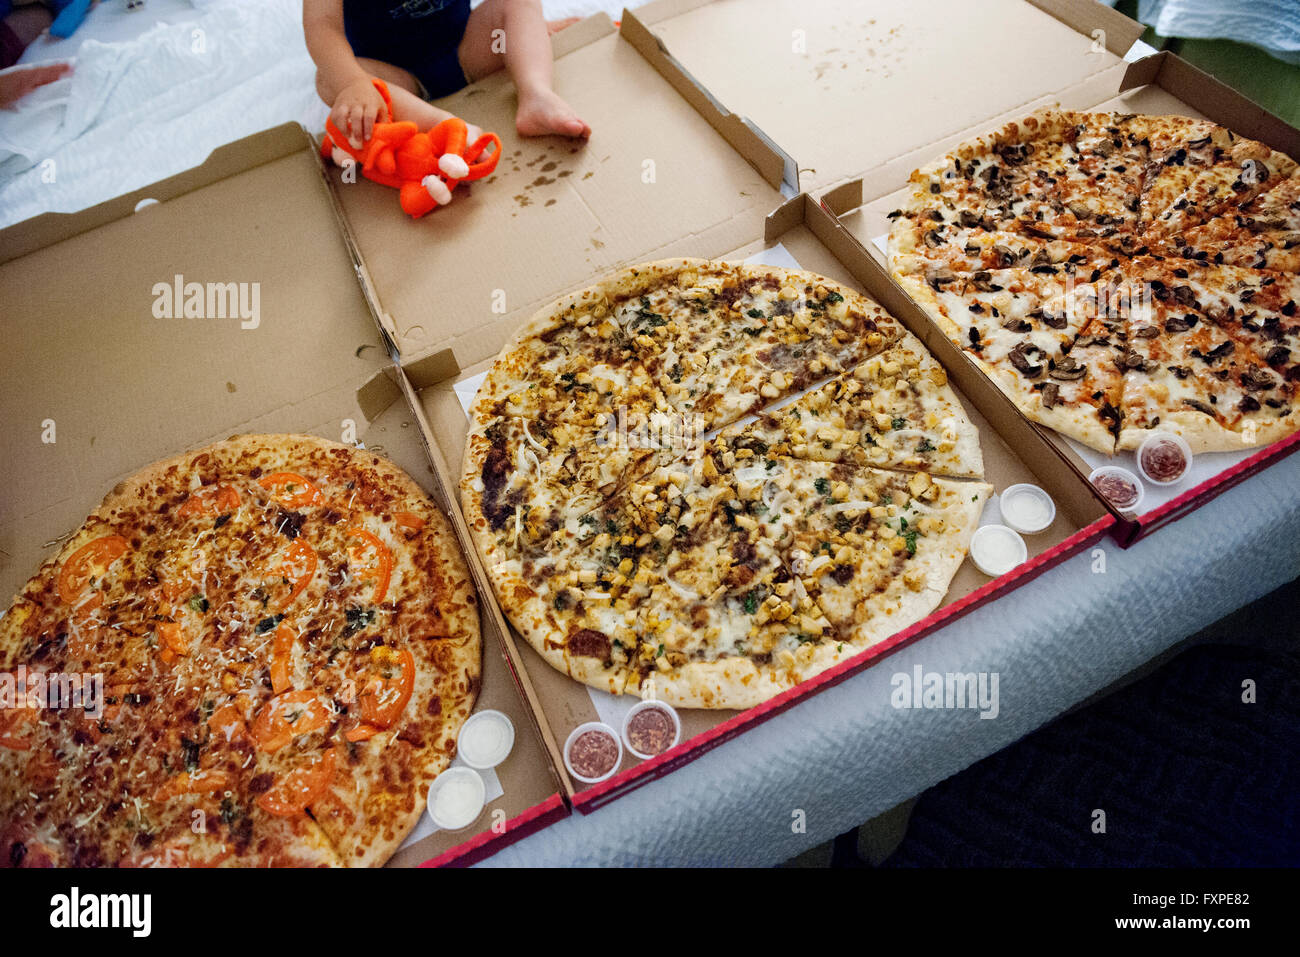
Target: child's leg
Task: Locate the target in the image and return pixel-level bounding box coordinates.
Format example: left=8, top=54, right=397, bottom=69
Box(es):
left=458, top=0, right=589, bottom=139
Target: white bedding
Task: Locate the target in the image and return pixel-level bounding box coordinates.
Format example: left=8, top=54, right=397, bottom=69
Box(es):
left=0, top=0, right=626, bottom=229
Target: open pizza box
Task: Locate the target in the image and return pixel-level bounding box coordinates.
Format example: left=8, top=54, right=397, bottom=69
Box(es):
left=0, top=124, right=567, bottom=868
left=320, top=12, right=1113, bottom=818
left=632, top=0, right=1300, bottom=545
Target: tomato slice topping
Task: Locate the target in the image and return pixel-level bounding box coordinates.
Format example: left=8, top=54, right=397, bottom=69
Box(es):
left=57, top=535, right=128, bottom=604
left=357, top=647, right=414, bottom=730
left=259, top=472, right=325, bottom=509
left=347, top=527, right=393, bottom=605
left=249, top=690, right=333, bottom=753
left=278, top=540, right=318, bottom=610
left=269, top=623, right=296, bottom=695
left=256, top=750, right=336, bottom=817
left=157, top=621, right=188, bottom=657
left=344, top=722, right=383, bottom=742
left=152, top=769, right=231, bottom=802
left=393, top=511, right=426, bottom=532
left=208, top=704, right=248, bottom=745
left=178, top=484, right=240, bottom=517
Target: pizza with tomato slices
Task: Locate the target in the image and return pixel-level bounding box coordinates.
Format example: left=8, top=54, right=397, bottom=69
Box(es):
left=0, top=434, right=480, bottom=867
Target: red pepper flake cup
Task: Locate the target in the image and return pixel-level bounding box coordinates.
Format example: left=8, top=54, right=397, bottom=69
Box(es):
left=1089, top=465, right=1145, bottom=513
left=564, top=722, right=622, bottom=783
left=1136, top=433, right=1192, bottom=486
left=622, top=701, right=681, bottom=759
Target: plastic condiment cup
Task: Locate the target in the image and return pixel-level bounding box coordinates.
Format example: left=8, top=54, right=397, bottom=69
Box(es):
left=456, top=709, right=515, bottom=770
left=969, top=524, right=1028, bottom=577
left=563, top=721, right=623, bottom=784
left=425, top=766, right=486, bottom=831
left=997, top=483, right=1056, bottom=534
left=621, top=700, right=682, bottom=761
left=1088, top=465, right=1145, bottom=515
left=1136, top=432, right=1193, bottom=486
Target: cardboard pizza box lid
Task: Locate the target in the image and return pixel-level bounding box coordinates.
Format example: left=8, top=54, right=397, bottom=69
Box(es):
left=629, top=0, right=1143, bottom=196
left=0, top=123, right=566, bottom=867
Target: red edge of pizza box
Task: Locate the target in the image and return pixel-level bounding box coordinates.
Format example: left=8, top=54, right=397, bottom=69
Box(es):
left=631, top=0, right=1300, bottom=547
left=315, top=10, right=1112, bottom=827
left=0, top=125, right=569, bottom=869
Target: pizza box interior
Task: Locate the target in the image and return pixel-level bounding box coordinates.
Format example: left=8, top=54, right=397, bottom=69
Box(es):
left=319, top=12, right=1113, bottom=814
left=633, top=0, right=1300, bottom=545
left=0, top=125, right=567, bottom=868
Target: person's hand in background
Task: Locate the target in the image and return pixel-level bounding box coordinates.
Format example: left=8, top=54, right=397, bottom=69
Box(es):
left=0, top=62, right=71, bottom=108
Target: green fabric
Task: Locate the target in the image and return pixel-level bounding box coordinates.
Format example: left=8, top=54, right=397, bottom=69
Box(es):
left=1115, top=0, right=1300, bottom=125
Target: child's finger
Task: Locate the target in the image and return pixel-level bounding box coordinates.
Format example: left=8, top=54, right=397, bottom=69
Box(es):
left=347, top=104, right=365, bottom=149
left=362, top=103, right=377, bottom=143
left=330, top=102, right=350, bottom=136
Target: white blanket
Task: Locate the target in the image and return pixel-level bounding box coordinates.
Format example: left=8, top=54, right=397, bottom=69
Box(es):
left=0, top=0, right=327, bottom=226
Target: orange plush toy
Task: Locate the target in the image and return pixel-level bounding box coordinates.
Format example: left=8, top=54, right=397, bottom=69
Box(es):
left=321, top=78, right=502, bottom=218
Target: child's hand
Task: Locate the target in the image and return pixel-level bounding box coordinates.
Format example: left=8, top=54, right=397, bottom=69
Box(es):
left=331, top=77, right=390, bottom=149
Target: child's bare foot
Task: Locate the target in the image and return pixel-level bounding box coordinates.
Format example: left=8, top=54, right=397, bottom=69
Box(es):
left=516, top=88, right=590, bottom=139
left=546, top=17, right=580, bottom=35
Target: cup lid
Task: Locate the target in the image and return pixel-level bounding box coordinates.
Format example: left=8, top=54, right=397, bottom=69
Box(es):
left=969, top=524, right=1028, bottom=577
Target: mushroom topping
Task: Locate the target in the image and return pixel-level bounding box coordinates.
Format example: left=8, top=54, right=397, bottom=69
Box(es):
left=1167, top=365, right=1192, bottom=379
left=1171, top=285, right=1198, bottom=308
left=1164, top=316, right=1192, bottom=333
left=1029, top=249, right=1056, bottom=273
left=996, top=143, right=1030, bottom=166
left=1210, top=306, right=1241, bottom=329
left=1131, top=324, right=1160, bottom=338
left=1002, top=317, right=1032, bottom=333
left=1241, top=367, right=1276, bottom=392
left=1193, top=341, right=1235, bottom=363
left=1239, top=158, right=1270, bottom=186
left=926, top=265, right=957, bottom=291
left=971, top=270, right=1001, bottom=293
left=1121, top=349, right=1147, bottom=370
left=1049, top=356, right=1087, bottom=380
left=1266, top=346, right=1290, bottom=365
left=1041, top=382, right=1060, bottom=408
left=1183, top=398, right=1217, bottom=417
left=1239, top=395, right=1262, bottom=413
left=1008, top=342, right=1043, bottom=378
left=924, top=229, right=944, bottom=248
